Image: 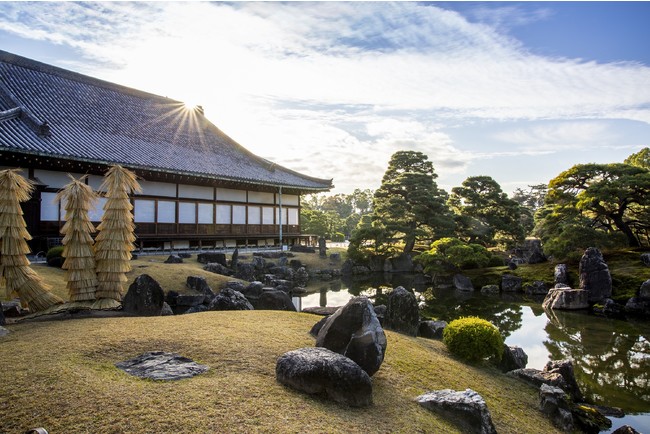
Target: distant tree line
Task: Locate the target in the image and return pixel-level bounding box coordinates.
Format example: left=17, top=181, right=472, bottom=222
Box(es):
left=301, top=147, right=650, bottom=263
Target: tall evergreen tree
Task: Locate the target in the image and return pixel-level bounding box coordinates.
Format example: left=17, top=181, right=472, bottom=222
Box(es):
left=372, top=151, right=454, bottom=253
left=0, top=169, right=63, bottom=311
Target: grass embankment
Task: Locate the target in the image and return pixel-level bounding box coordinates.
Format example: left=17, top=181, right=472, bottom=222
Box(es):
left=0, top=311, right=559, bottom=433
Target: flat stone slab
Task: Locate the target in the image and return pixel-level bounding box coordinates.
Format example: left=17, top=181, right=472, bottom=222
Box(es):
left=116, top=351, right=209, bottom=381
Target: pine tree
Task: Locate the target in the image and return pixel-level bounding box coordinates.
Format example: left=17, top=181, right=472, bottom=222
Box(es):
left=56, top=175, right=98, bottom=302
left=0, top=169, right=63, bottom=311
left=93, top=166, right=141, bottom=309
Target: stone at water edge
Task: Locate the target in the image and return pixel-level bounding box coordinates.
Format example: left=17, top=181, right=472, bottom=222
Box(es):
left=498, top=345, right=528, bottom=372
left=554, top=264, right=570, bottom=286
left=579, top=247, right=612, bottom=303
left=501, top=274, right=523, bottom=292
left=453, top=274, right=474, bottom=291
left=116, top=351, right=209, bottom=381
left=641, top=253, right=650, bottom=267
left=276, top=347, right=373, bottom=407
left=385, top=286, right=420, bottom=336
left=416, top=389, right=497, bottom=434
left=539, top=384, right=574, bottom=432
left=542, top=287, right=589, bottom=310
left=639, top=279, right=650, bottom=299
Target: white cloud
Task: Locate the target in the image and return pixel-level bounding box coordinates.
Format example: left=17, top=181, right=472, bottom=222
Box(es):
left=1, top=1, right=649, bottom=194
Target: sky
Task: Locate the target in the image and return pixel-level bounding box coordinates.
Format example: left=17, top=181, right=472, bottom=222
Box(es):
left=1, top=1, right=649, bottom=195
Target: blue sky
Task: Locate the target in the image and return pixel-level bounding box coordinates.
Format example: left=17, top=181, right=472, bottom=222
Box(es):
left=1, top=2, right=649, bottom=194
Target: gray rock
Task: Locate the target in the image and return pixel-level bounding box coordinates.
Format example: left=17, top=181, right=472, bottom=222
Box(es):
left=309, top=316, right=330, bottom=337
left=252, top=256, right=266, bottom=271
left=418, top=320, right=447, bottom=339
left=230, top=248, right=239, bottom=270
left=318, top=237, right=327, bottom=257
left=501, top=274, right=522, bottom=292
left=554, top=264, right=570, bottom=286
left=341, top=259, right=354, bottom=275
left=208, top=288, right=254, bottom=311
left=498, top=345, right=528, bottom=372
left=1, top=299, right=23, bottom=317
left=416, top=389, right=497, bottom=434
left=186, top=276, right=214, bottom=297
left=256, top=290, right=297, bottom=311
left=303, top=306, right=340, bottom=316
left=545, top=359, right=584, bottom=402
left=160, top=302, right=174, bottom=316
left=234, top=263, right=256, bottom=281
left=275, top=347, right=372, bottom=407
left=164, top=254, right=183, bottom=264
left=453, top=274, right=474, bottom=291
left=224, top=281, right=246, bottom=292
left=329, top=253, right=341, bottom=262
left=184, top=305, right=208, bottom=314
left=240, top=281, right=264, bottom=299
left=542, top=287, right=589, bottom=310
left=0, top=326, right=9, bottom=337
left=203, top=262, right=232, bottom=276
left=197, top=252, right=227, bottom=266
left=385, top=286, right=420, bottom=336
left=122, top=274, right=165, bottom=316
left=639, top=279, right=650, bottom=299
left=641, top=253, right=650, bottom=267
left=625, top=296, right=650, bottom=316
left=294, top=267, right=309, bottom=287
left=174, top=293, right=206, bottom=307
left=592, top=298, right=625, bottom=317
left=115, top=351, right=209, bottom=381
left=480, top=285, right=500, bottom=295
left=524, top=281, right=548, bottom=295
left=508, top=368, right=568, bottom=392
left=579, top=247, right=612, bottom=303
left=316, top=296, right=387, bottom=376
left=612, top=425, right=641, bottom=434
left=289, top=259, right=303, bottom=269
left=523, top=238, right=547, bottom=264
left=539, top=384, right=574, bottom=432
left=278, top=256, right=288, bottom=266
left=0, top=304, right=5, bottom=326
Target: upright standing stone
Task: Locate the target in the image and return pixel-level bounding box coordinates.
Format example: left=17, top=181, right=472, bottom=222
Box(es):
left=385, top=286, right=420, bottom=336
left=579, top=247, right=612, bottom=303
left=122, top=274, right=165, bottom=316
left=318, top=237, right=327, bottom=258
left=554, top=264, right=569, bottom=286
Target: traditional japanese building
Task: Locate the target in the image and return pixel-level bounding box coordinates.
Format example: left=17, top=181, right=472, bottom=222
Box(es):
left=0, top=50, right=333, bottom=252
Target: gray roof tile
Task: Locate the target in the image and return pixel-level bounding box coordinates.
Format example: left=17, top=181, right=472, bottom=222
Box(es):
left=0, top=50, right=332, bottom=191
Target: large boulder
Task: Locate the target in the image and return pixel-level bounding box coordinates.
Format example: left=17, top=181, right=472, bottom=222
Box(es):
left=316, top=296, right=387, bottom=376
left=186, top=276, right=215, bottom=298
left=498, top=345, right=528, bottom=372
left=164, top=254, right=183, bottom=264
left=542, top=287, right=589, bottom=310
left=539, top=384, right=574, bottom=432
left=639, top=279, right=650, bottom=299
left=385, top=286, right=420, bottom=336
left=624, top=296, right=650, bottom=316
left=418, top=320, right=447, bottom=339
left=234, top=263, right=257, bottom=282
left=501, top=274, right=522, bottom=292
left=544, top=359, right=584, bottom=402
left=197, top=252, right=227, bottom=266
left=208, top=288, right=254, bottom=311
left=416, top=389, right=497, bottom=434
left=276, top=347, right=372, bottom=407
left=122, top=274, right=165, bottom=316
left=294, top=267, right=309, bottom=287
left=524, top=281, right=548, bottom=296
left=256, top=290, right=296, bottom=311
left=579, top=247, right=612, bottom=303
left=523, top=238, right=547, bottom=264
left=239, top=281, right=264, bottom=300
left=453, top=274, right=474, bottom=291
left=203, top=262, right=232, bottom=276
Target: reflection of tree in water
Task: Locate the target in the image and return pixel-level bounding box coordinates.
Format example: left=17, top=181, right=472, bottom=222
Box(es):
left=544, top=310, right=650, bottom=413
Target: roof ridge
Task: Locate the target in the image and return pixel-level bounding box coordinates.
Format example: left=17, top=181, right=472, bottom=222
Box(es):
left=0, top=49, right=179, bottom=104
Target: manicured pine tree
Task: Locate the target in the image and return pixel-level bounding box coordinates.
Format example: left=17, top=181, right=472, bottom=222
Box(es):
left=56, top=175, right=98, bottom=302
left=93, top=165, right=141, bottom=309
left=0, top=169, right=63, bottom=311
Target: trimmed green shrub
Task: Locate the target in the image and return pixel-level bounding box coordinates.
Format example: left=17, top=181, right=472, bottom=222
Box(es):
left=46, top=245, right=65, bottom=268
left=443, top=316, right=503, bottom=363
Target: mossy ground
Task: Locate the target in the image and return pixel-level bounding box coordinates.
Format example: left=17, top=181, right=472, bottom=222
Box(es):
left=1, top=311, right=559, bottom=434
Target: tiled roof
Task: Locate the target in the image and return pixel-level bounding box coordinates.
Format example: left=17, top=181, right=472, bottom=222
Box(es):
left=0, top=50, right=332, bottom=191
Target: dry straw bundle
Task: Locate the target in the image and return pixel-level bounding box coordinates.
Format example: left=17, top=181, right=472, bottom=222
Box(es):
left=0, top=169, right=63, bottom=311
left=56, top=175, right=98, bottom=302
left=94, top=165, right=141, bottom=309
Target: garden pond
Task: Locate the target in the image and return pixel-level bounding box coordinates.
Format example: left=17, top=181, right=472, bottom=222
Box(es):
left=293, top=273, right=650, bottom=433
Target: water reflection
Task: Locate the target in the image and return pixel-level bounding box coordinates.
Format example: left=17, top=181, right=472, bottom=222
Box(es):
left=297, top=274, right=650, bottom=432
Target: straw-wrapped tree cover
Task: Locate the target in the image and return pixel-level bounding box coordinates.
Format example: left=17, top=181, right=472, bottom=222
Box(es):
left=56, top=175, right=98, bottom=302
left=94, top=165, right=141, bottom=309
left=0, top=169, right=63, bottom=311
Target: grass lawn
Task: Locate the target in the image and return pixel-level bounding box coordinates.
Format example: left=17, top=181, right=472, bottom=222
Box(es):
left=0, top=311, right=560, bottom=433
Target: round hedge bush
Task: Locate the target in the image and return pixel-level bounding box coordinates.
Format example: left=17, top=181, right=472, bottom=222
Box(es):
left=46, top=246, right=65, bottom=268
left=443, top=316, right=503, bottom=363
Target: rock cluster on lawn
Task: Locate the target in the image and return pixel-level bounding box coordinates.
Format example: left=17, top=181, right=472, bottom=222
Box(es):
left=275, top=347, right=373, bottom=407
left=115, top=351, right=209, bottom=381
left=416, top=389, right=497, bottom=434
